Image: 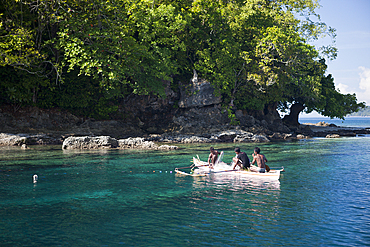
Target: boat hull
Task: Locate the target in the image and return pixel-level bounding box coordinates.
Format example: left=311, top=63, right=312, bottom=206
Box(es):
left=192, top=157, right=282, bottom=180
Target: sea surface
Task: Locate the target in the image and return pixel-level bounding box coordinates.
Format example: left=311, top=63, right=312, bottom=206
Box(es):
left=1, top=119, right=370, bottom=246
left=300, top=116, right=370, bottom=128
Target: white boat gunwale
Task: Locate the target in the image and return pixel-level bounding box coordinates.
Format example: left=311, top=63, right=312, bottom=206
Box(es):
left=186, top=155, right=284, bottom=180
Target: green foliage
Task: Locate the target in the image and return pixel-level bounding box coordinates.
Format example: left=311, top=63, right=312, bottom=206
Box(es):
left=227, top=106, right=240, bottom=126
left=36, top=70, right=123, bottom=119
left=0, top=0, right=364, bottom=122
left=349, top=106, right=370, bottom=116
left=315, top=74, right=366, bottom=119
left=0, top=66, right=49, bottom=105
left=0, top=1, right=44, bottom=68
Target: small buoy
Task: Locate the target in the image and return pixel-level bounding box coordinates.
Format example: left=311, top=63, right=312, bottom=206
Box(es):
left=33, top=174, right=38, bottom=183
left=170, top=171, right=172, bottom=173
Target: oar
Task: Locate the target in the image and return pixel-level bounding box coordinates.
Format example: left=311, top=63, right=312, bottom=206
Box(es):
left=195, top=164, right=212, bottom=168
left=175, top=164, right=196, bottom=170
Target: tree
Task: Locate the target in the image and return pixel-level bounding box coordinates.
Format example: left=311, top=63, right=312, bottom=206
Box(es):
left=0, top=0, right=364, bottom=125
left=50, top=0, right=188, bottom=96
left=281, top=59, right=365, bottom=126
left=316, top=74, right=366, bottom=119
left=1, top=0, right=190, bottom=97
left=188, top=0, right=363, bottom=125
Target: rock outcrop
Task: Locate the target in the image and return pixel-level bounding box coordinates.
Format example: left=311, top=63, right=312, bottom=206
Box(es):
left=178, top=70, right=221, bottom=108
left=0, top=133, right=61, bottom=146
left=62, top=136, right=118, bottom=149
left=0, top=133, right=27, bottom=146
left=1, top=73, right=369, bottom=144
left=147, top=130, right=270, bottom=143
left=326, top=134, right=340, bottom=138
left=62, top=136, right=178, bottom=150
left=118, top=137, right=159, bottom=149
left=0, top=106, right=145, bottom=138
left=60, top=130, right=271, bottom=150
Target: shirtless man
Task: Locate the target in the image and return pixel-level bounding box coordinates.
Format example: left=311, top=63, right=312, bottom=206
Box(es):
left=207, top=147, right=220, bottom=168
left=232, top=147, right=250, bottom=171
left=250, top=147, right=267, bottom=173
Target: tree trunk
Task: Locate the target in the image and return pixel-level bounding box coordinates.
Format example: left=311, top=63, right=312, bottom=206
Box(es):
left=282, top=103, right=305, bottom=126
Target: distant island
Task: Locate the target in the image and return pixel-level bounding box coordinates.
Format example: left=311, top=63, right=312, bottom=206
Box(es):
left=349, top=106, right=370, bottom=116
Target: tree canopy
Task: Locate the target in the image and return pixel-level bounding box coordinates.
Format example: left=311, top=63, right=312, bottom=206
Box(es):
left=0, top=0, right=365, bottom=121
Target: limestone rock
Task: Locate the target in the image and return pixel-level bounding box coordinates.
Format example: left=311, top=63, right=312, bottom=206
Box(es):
left=0, top=133, right=61, bottom=146
left=182, top=136, right=212, bottom=143
left=62, top=136, right=118, bottom=149
left=118, top=137, right=179, bottom=150
left=157, top=145, right=178, bottom=150
left=317, top=121, right=330, bottom=127
left=235, top=110, right=256, bottom=127
left=326, top=134, right=340, bottom=138
left=147, top=130, right=270, bottom=143
left=171, top=105, right=229, bottom=134
left=178, top=79, right=221, bottom=108
left=0, top=133, right=27, bottom=146
left=269, top=132, right=293, bottom=140
left=215, top=130, right=269, bottom=143
left=216, top=130, right=248, bottom=142
left=118, top=137, right=158, bottom=149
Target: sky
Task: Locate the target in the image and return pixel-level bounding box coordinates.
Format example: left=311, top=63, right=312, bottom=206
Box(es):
left=300, top=0, right=370, bottom=118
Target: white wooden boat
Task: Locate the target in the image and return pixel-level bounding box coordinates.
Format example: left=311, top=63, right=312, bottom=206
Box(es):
left=177, top=154, right=283, bottom=180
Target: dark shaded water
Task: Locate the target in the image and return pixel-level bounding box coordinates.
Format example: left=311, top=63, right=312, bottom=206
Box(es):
left=1, top=136, right=370, bottom=246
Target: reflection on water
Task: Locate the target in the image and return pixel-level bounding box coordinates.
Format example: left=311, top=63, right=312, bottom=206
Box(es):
left=189, top=173, right=281, bottom=191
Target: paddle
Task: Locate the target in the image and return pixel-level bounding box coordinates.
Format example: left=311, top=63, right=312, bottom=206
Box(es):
left=195, top=164, right=212, bottom=168
left=175, top=164, right=195, bottom=170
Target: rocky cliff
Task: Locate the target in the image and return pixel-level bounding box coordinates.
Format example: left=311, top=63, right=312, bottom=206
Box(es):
left=0, top=75, right=335, bottom=144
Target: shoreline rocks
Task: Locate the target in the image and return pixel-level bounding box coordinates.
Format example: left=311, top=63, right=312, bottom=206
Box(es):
left=62, top=136, right=118, bottom=149
left=60, top=131, right=273, bottom=150
left=302, top=123, right=369, bottom=137
left=147, top=130, right=271, bottom=144
left=62, top=136, right=178, bottom=150
left=1, top=123, right=369, bottom=150
left=0, top=133, right=61, bottom=146
left=326, top=134, right=340, bottom=138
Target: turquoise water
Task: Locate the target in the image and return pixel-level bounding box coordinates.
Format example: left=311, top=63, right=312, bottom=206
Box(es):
left=1, top=137, right=370, bottom=246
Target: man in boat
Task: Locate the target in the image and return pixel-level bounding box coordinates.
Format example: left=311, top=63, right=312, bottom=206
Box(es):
left=207, top=147, right=220, bottom=168
left=250, top=147, right=267, bottom=173
left=232, top=147, right=250, bottom=171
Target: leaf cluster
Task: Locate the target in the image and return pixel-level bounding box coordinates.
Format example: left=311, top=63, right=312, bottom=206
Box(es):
left=0, top=0, right=364, bottom=120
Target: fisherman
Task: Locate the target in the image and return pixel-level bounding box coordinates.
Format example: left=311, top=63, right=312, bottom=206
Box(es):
left=232, top=147, right=250, bottom=171
left=250, top=147, right=267, bottom=173
left=207, top=147, right=220, bottom=168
